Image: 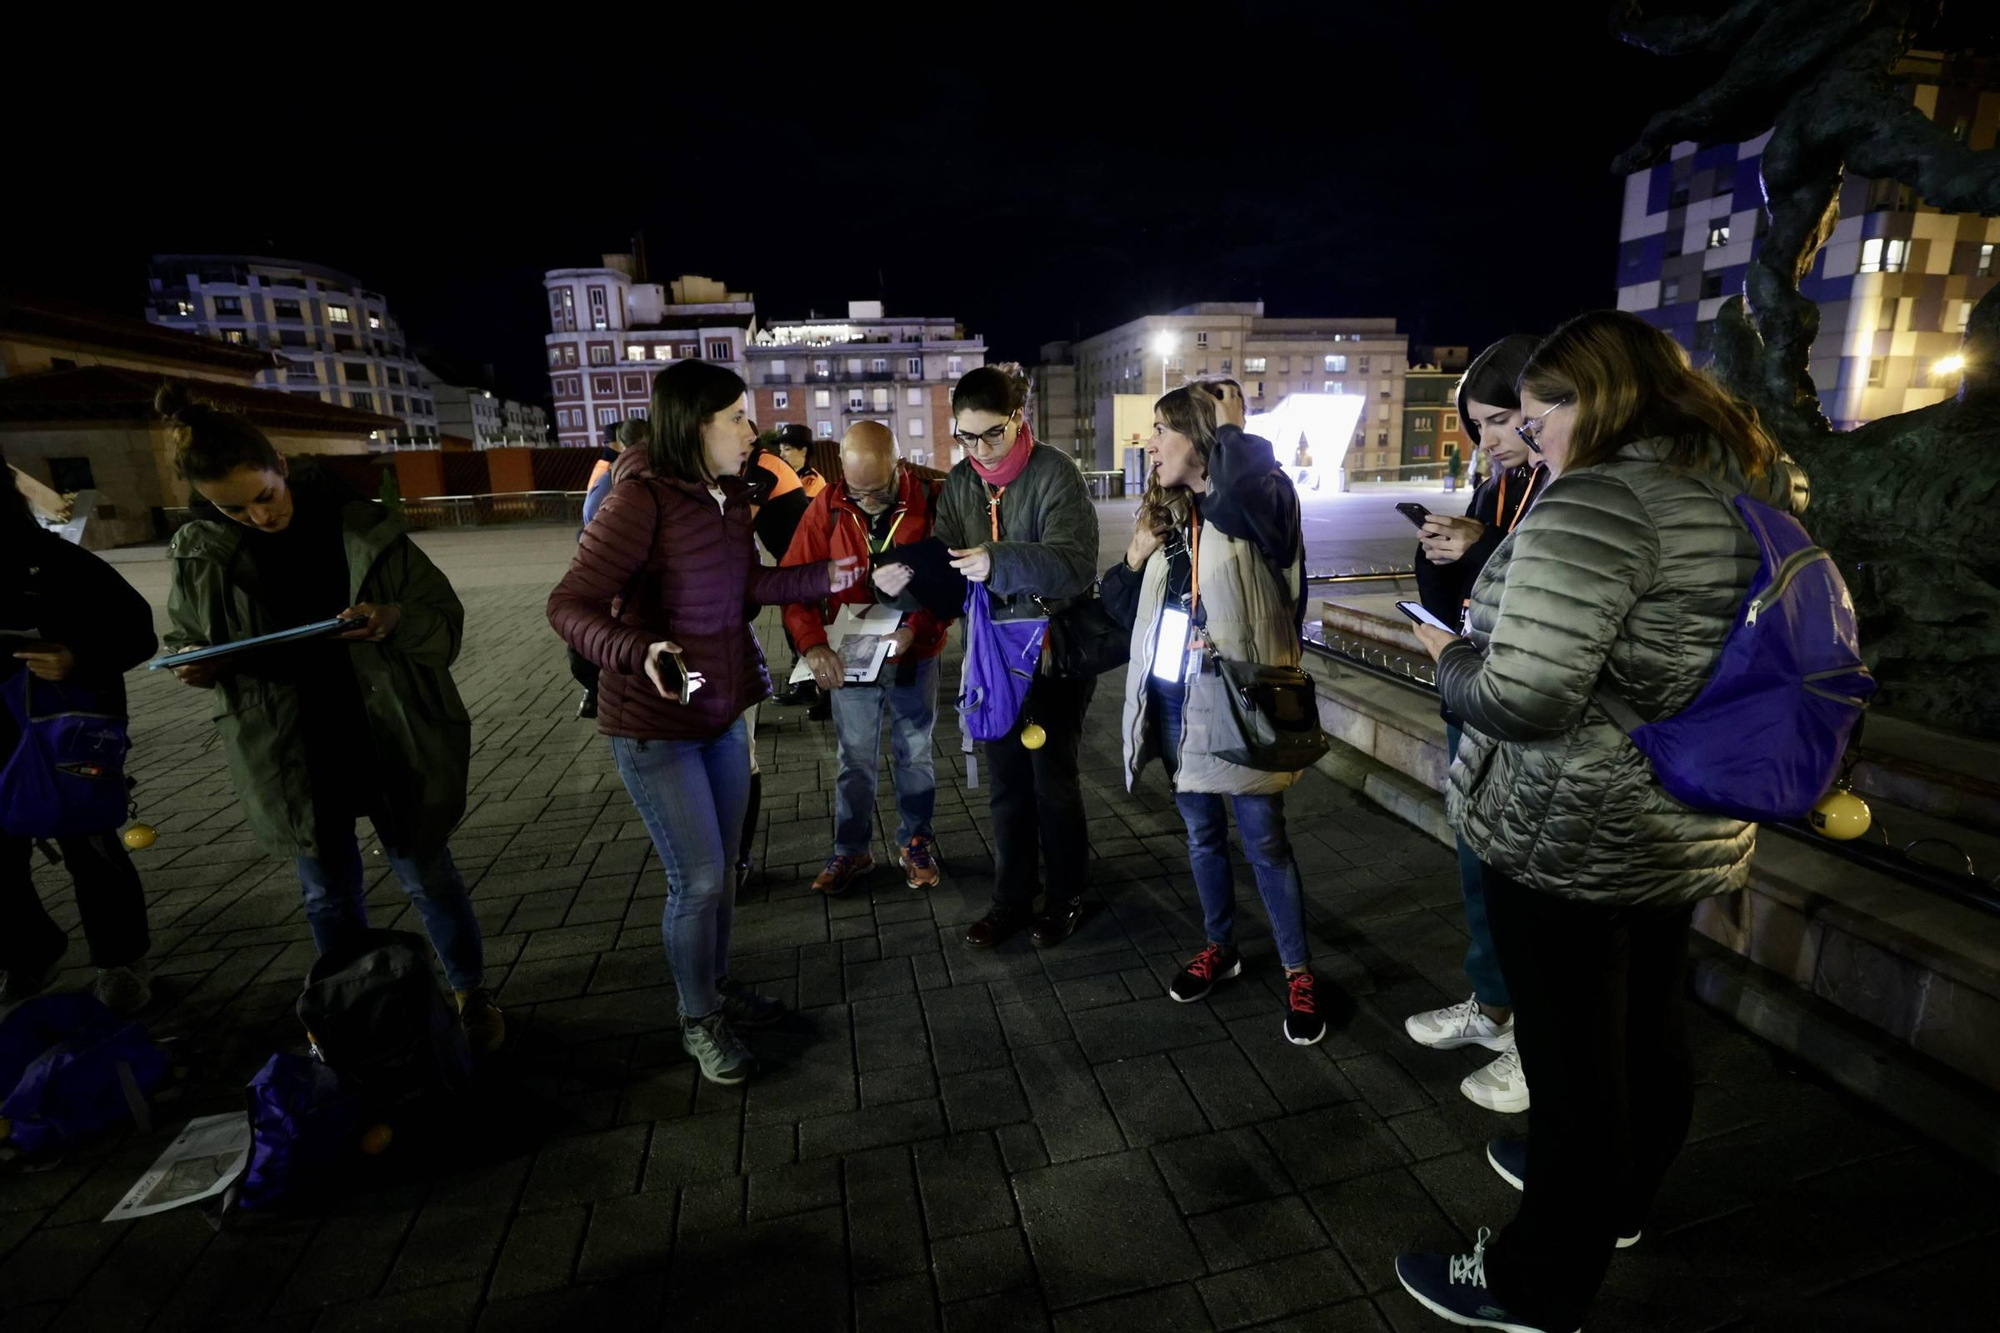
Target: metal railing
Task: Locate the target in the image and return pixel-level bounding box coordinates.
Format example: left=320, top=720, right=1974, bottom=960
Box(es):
left=1297, top=613, right=2000, bottom=914
left=1080, top=471, right=1128, bottom=501
left=398, top=491, right=585, bottom=529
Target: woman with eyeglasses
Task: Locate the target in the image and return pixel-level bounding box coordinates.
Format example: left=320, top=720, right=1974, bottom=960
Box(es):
left=1402, top=334, right=1548, bottom=1116
left=1394, top=310, right=1807, bottom=1333
left=1099, top=383, right=1328, bottom=1047
left=874, top=364, right=1099, bottom=948
left=548, top=360, right=861, bottom=1086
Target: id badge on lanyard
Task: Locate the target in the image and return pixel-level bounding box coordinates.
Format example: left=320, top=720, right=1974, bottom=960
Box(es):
left=1151, top=606, right=1194, bottom=684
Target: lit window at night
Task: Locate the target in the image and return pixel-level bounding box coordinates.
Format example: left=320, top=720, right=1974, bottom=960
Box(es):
left=328, top=305, right=351, bottom=324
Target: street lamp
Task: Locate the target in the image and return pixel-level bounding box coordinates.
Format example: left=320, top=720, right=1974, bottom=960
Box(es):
left=1152, top=330, right=1178, bottom=396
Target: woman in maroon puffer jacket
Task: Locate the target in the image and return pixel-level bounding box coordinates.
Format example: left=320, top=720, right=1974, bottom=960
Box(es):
left=549, top=360, right=856, bottom=1086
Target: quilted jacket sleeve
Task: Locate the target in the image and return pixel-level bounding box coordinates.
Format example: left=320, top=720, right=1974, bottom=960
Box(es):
left=548, top=478, right=660, bottom=677
left=1436, top=470, right=1661, bottom=743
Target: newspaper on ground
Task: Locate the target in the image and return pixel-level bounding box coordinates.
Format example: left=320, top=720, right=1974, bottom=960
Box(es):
left=104, top=1112, right=251, bottom=1221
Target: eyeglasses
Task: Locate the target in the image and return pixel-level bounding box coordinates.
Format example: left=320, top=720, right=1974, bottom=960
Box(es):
left=846, top=481, right=896, bottom=507
left=951, top=415, right=1015, bottom=449
left=1515, top=399, right=1570, bottom=453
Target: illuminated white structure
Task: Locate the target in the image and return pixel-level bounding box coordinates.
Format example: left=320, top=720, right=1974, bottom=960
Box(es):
left=1246, top=391, right=1369, bottom=490
left=1073, top=303, right=1410, bottom=481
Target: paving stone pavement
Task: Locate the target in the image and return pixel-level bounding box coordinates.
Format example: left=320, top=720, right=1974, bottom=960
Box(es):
left=2, top=535, right=1995, bottom=1332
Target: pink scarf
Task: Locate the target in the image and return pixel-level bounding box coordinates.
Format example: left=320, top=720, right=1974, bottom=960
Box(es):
left=967, top=419, right=1036, bottom=488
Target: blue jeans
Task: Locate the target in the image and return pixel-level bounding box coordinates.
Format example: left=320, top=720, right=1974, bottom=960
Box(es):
left=1447, top=725, right=1510, bottom=1007
left=612, top=721, right=750, bottom=1022
left=295, top=828, right=484, bottom=992
left=831, top=656, right=939, bottom=856
left=1151, top=680, right=1310, bottom=970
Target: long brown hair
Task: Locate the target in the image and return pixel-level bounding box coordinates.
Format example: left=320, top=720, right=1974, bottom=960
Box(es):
left=1519, top=310, right=1776, bottom=478
left=1137, top=384, right=1219, bottom=535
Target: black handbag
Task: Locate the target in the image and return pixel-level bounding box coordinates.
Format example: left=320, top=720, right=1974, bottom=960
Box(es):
left=1194, top=654, right=1330, bottom=772
left=1044, top=590, right=1131, bottom=679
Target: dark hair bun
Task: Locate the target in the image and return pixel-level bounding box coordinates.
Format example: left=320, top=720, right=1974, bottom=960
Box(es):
left=154, top=380, right=194, bottom=421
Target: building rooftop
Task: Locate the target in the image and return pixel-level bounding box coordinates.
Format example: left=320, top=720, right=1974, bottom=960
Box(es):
left=0, top=365, right=402, bottom=434
left=2, top=294, right=276, bottom=377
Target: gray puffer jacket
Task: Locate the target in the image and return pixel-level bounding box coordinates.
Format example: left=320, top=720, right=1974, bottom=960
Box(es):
left=1438, top=436, right=1808, bottom=907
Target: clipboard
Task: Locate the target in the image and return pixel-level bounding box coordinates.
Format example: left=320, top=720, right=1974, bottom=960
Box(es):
left=147, top=617, right=366, bottom=671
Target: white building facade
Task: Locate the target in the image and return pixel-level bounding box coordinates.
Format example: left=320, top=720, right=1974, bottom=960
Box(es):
left=146, top=254, right=440, bottom=446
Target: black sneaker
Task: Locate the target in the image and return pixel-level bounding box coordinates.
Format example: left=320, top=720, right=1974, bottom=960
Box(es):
left=1395, top=1229, right=1568, bottom=1333
left=1169, top=943, right=1241, bottom=1002
left=1283, top=969, right=1327, bottom=1046
left=717, top=974, right=785, bottom=1028
left=576, top=688, right=598, bottom=720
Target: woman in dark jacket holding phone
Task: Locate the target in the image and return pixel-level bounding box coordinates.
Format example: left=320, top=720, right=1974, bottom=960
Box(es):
left=548, top=360, right=858, bottom=1087
left=0, top=461, right=155, bottom=1013
left=1403, top=334, right=1549, bottom=1116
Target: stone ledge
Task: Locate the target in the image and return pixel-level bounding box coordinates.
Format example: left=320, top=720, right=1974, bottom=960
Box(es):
left=1303, top=655, right=2000, bottom=1123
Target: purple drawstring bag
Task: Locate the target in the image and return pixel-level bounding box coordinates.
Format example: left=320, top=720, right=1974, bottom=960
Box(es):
left=957, top=584, right=1046, bottom=742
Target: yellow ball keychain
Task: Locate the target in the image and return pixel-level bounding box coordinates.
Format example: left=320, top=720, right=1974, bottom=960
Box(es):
left=121, top=822, right=157, bottom=851
left=1808, top=785, right=1872, bottom=841
left=1020, top=722, right=1047, bottom=750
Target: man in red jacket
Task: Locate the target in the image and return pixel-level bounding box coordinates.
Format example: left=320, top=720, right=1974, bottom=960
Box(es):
left=784, top=422, right=951, bottom=896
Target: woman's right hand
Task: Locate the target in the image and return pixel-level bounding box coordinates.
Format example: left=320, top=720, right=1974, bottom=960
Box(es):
left=1125, top=520, right=1164, bottom=571
left=872, top=563, right=914, bottom=597
left=170, top=649, right=219, bottom=688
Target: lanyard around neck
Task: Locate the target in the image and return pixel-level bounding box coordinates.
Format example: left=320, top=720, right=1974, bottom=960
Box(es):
left=849, top=507, right=905, bottom=556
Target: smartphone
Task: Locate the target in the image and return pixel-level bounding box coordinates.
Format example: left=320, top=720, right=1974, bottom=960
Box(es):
left=1395, top=600, right=1459, bottom=634
left=1396, top=502, right=1431, bottom=528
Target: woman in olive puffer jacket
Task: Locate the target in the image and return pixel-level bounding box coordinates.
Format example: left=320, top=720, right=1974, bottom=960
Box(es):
left=1393, top=311, right=1810, bottom=1333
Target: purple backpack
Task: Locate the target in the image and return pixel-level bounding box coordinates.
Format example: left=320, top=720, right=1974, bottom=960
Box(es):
left=0, top=993, right=169, bottom=1154
left=1595, top=493, right=1874, bottom=824
left=958, top=585, right=1046, bottom=742
left=0, top=673, right=130, bottom=838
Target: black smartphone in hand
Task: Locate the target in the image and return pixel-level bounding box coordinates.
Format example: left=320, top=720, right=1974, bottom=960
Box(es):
left=1396, top=502, right=1431, bottom=528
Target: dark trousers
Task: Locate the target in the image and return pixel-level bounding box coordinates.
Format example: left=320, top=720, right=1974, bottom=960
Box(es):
left=0, top=831, right=150, bottom=973
left=987, top=673, right=1095, bottom=914
left=1481, top=863, right=1696, bottom=1330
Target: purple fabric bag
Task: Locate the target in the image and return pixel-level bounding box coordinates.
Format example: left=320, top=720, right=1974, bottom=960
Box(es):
left=957, top=584, right=1046, bottom=742
left=1595, top=494, right=1874, bottom=823
left=0, top=674, right=130, bottom=838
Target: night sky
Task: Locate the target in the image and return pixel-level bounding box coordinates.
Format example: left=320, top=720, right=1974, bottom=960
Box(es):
left=5, top=7, right=1765, bottom=402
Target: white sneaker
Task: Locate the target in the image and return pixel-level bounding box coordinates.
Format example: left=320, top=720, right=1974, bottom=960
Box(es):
left=93, top=963, right=152, bottom=1016
left=1405, top=995, right=1515, bottom=1051
left=1460, top=1047, right=1530, bottom=1113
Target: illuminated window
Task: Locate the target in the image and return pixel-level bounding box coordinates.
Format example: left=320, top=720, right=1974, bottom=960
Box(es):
left=1325, top=355, right=1346, bottom=373
left=368, top=314, right=382, bottom=331
left=815, top=390, right=832, bottom=408
left=817, top=420, right=833, bottom=438
left=1245, top=357, right=1266, bottom=373
left=1706, top=221, right=1730, bottom=248
left=1444, top=412, right=1459, bottom=432
left=549, top=347, right=564, bottom=367
left=563, top=346, right=578, bottom=366
left=1977, top=243, right=1994, bottom=278
left=774, top=391, right=790, bottom=409
left=654, top=346, right=671, bottom=361
left=1859, top=237, right=1910, bottom=274
left=175, top=300, right=194, bottom=316
left=872, top=389, right=890, bottom=410
left=1415, top=416, right=1433, bottom=431
left=1325, top=381, right=1341, bottom=393
left=627, top=346, right=647, bottom=361
left=328, top=304, right=351, bottom=324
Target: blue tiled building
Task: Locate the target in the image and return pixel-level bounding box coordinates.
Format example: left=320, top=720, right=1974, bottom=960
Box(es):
left=1613, top=52, right=1998, bottom=430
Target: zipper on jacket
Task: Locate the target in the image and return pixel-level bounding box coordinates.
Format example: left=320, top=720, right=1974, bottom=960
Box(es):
left=1745, top=547, right=1831, bottom=626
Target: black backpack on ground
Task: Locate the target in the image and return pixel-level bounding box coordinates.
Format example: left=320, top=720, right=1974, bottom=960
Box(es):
left=295, top=930, right=471, bottom=1106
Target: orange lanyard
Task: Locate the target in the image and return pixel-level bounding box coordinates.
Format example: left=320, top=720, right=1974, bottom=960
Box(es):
left=987, top=485, right=1005, bottom=541
left=849, top=507, right=905, bottom=555
left=1498, top=466, right=1544, bottom=537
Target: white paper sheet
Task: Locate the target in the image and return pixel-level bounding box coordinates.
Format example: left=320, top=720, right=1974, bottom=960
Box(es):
left=104, top=1113, right=252, bottom=1221
left=789, top=604, right=905, bottom=686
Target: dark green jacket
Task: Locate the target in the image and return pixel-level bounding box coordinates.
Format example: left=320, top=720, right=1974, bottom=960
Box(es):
left=163, top=496, right=471, bottom=859
left=907, top=443, right=1099, bottom=623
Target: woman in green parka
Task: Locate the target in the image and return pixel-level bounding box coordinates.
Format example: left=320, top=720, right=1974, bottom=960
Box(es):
left=157, top=383, right=502, bottom=1053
